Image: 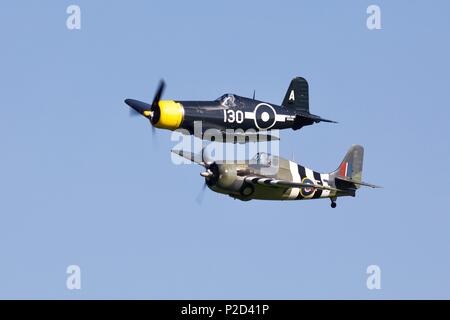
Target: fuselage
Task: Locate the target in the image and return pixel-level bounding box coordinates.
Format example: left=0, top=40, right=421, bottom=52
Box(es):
left=207, top=154, right=336, bottom=201
left=155, top=94, right=299, bottom=135
left=171, top=144, right=373, bottom=207
left=125, top=77, right=335, bottom=142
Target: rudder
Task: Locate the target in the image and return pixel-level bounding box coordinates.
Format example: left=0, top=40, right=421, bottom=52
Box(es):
left=282, top=77, right=309, bottom=113
left=331, top=145, right=381, bottom=192
left=333, top=145, right=364, bottom=186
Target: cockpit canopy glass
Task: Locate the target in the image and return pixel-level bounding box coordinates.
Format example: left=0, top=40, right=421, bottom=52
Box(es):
left=216, top=93, right=237, bottom=107
left=251, top=152, right=272, bottom=166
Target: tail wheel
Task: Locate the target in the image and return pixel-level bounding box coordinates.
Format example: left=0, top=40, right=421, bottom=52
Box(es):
left=330, top=198, right=337, bottom=208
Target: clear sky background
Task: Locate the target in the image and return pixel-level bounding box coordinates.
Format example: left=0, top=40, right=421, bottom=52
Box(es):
left=1, top=0, right=449, bottom=299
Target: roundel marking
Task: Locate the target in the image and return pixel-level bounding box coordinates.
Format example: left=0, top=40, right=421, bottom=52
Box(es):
left=299, top=177, right=315, bottom=198
left=254, top=103, right=277, bottom=130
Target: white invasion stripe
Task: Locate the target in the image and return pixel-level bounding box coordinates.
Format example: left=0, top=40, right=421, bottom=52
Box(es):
left=305, top=167, right=315, bottom=181
left=320, top=173, right=330, bottom=198
left=244, top=112, right=255, bottom=119
left=288, top=161, right=301, bottom=199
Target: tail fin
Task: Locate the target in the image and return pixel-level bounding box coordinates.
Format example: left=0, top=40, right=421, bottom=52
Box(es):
left=283, top=77, right=337, bottom=130
left=337, top=145, right=364, bottom=182
left=331, top=145, right=380, bottom=191
left=332, top=145, right=364, bottom=190
left=282, top=77, right=309, bottom=113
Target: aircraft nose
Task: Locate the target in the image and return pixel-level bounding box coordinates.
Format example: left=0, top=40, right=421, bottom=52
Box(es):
left=124, top=99, right=152, bottom=115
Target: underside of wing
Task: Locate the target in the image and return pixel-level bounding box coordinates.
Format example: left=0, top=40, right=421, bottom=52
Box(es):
left=220, top=131, right=280, bottom=144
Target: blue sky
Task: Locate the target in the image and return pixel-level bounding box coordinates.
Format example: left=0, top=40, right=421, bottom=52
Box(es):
left=1, top=0, right=449, bottom=299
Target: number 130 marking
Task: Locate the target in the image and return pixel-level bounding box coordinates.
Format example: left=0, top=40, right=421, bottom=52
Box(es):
left=223, top=109, right=244, bottom=124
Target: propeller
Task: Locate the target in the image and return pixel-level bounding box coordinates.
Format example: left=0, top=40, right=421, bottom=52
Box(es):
left=196, top=145, right=220, bottom=204
left=125, top=80, right=165, bottom=121
left=150, top=80, right=165, bottom=123
left=200, top=145, right=219, bottom=186
left=125, top=80, right=165, bottom=143
left=148, top=80, right=165, bottom=142
left=195, top=182, right=207, bottom=205
left=129, top=107, right=142, bottom=117
left=172, top=146, right=220, bottom=204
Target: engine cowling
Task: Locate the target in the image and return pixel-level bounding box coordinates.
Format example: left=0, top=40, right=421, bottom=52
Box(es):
left=151, top=100, right=184, bottom=130
left=204, top=163, right=244, bottom=195
left=215, top=164, right=237, bottom=189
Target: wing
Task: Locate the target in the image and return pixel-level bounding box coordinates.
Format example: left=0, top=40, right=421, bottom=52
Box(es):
left=244, top=176, right=340, bottom=192
left=220, top=131, right=280, bottom=144
left=192, top=127, right=280, bottom=144
left=171, top=149, right=204, bottom=166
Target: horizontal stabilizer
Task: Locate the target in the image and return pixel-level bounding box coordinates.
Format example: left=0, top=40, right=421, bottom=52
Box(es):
left=293, top=113, right=337, bottom=130
left=299, top=112, right=337, bottom=123
left=335, top=176, right=382, bottom=189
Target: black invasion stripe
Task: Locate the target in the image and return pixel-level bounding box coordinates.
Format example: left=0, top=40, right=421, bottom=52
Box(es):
left=296, top=165, right=306, bottom=200
left=312, top=171, right=323, bottom=199
left=297, top=165, right=306, bottom=180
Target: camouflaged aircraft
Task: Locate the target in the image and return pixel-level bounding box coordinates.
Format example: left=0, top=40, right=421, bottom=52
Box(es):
left=172, top=145, right=380, bottom=208
left=125, top=77, right=335, bottom=142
